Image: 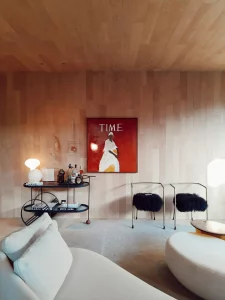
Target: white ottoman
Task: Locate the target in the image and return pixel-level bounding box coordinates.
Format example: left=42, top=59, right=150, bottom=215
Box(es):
left=165, top=232, right=225, bottom=300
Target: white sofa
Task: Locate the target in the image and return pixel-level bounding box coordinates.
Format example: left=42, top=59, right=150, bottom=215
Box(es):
left=0, top=214, right=175, bottom=300
left=165, top=232, right=225, bottom=300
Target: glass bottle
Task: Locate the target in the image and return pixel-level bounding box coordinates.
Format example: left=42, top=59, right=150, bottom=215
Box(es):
left=57, top=169, right=65, bottom=184
left=80, top=166, right=83, bottom=175
left=74, top=164, right=79, bottom=177
left=67, top=164, right=73, bottom=183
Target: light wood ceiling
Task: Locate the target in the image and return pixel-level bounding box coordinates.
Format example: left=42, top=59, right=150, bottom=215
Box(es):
left=1, top=0, right=225, bottom=71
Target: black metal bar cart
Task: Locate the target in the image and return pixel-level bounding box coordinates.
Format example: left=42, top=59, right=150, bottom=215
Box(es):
left=21, top=175, right=95, bottom=226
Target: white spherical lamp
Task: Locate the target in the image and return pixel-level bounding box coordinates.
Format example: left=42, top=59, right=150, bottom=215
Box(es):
left=25, top=158, right=42, bottom=183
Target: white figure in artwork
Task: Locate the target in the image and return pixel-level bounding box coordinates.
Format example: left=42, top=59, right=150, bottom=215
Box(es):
left=99, top=132, right=120, bottom=172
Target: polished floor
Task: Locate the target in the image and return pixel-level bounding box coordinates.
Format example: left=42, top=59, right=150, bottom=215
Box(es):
left=0, top=218, right=205, bottom=300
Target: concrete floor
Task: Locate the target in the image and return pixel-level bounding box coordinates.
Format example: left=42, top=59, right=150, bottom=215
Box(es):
left=0, top=218, right=205, bottom=300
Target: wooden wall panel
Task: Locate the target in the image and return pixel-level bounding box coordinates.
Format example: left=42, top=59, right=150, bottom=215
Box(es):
left=1, top=71, right=225, bottom=220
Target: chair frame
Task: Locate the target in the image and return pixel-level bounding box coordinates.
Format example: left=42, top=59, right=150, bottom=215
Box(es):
left=170, top=182, right=208, bottom=230
left=131, top=182, right=165, bottom=230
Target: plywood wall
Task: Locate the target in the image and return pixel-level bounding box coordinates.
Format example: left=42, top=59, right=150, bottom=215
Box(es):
left=1, top=72, right=225, bottom=220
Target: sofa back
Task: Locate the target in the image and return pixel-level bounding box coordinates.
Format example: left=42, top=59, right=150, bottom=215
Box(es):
left=0, top=251, right=39, bottom=300
left=0, top=213, right=56, bottom=300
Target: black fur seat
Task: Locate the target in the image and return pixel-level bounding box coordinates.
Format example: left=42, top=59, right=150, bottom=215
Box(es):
left=133, top=193, right=163, bottom=212
left=173, top=193, right=208, bottom=212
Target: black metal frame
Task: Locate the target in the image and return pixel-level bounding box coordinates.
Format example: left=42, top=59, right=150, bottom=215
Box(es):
left=170, top=182, right=208, bottom=230
left=21, top=199, right=51, bottom=226
left=34, top=191, right=59, bottom=203
left=131, top=182, right=165, bottom=230
left=22, top=176, right=95, bottom=226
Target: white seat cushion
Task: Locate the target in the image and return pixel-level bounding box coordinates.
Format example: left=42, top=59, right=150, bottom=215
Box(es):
left=14, top=223, right=72, bottom=300
left=1, top=226, right=34, bottom=262
left=0, top=251, right=39, bottom=300
left=28, top=213, right=58, bottom=236
left=165, top=232, right=225, bottom=300
left=56, top=248, right=175, bottom=300
left=1, top=213, right=56, bottom=262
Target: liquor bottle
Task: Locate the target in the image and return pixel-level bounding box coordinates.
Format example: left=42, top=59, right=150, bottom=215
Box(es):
left=71, top=165, right=76, bottom=177
left=75, top=174, right=83, bottom=185
left=67, top=164, right=73, bottom=182
left=80, top=166, right=83, bottom=175
left=74, top=164, right=79, bottom=177
left=57, top=169, right=65, bottom=184
left=71, top=165, right=76, bottom=183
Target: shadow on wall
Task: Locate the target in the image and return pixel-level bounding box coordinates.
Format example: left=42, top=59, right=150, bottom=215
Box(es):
left=101, top=197, right=130, bottom=218
left=100, top=160, right=225, bottom=219
left=103, top=182, right=210, bottom=221
left=101, top=193, right=175, bottom=220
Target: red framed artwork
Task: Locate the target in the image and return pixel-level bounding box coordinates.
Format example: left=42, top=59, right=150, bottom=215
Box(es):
left=87, top=118, right=138, bottom=173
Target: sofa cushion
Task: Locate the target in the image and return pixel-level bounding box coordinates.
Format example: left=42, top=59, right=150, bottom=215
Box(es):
left=0, top=251, right=39, bottom=300
left=55, top=247, right=175, bottom=300
left=14, top=223, right=73, bottom=300
left=29, top=213, right=58, bottom=237
left=1, top=213, right=55, bottom=262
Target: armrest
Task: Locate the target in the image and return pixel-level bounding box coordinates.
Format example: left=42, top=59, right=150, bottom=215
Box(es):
left=0, top=252, right=39, bottom=300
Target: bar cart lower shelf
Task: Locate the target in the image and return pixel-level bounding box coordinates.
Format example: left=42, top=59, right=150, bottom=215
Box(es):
left=21, top=176, right=95, bottom=226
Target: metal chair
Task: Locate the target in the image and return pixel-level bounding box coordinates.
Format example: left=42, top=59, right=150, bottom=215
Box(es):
left=131, top=182, right=166, bottom=229
left=170, top=182, right=208, bottom=230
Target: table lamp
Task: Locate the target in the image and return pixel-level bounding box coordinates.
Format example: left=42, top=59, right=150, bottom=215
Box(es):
left=25, top=158, right=42, bottom=184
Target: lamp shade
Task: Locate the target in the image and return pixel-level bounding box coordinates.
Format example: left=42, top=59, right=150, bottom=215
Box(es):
left=25, top=158, right=40, bottom=171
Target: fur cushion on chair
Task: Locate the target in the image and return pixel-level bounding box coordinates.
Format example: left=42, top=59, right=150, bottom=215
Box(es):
left=133, top=193, right=163, bottom=212
left=173, top=193, right=208, bottom=212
